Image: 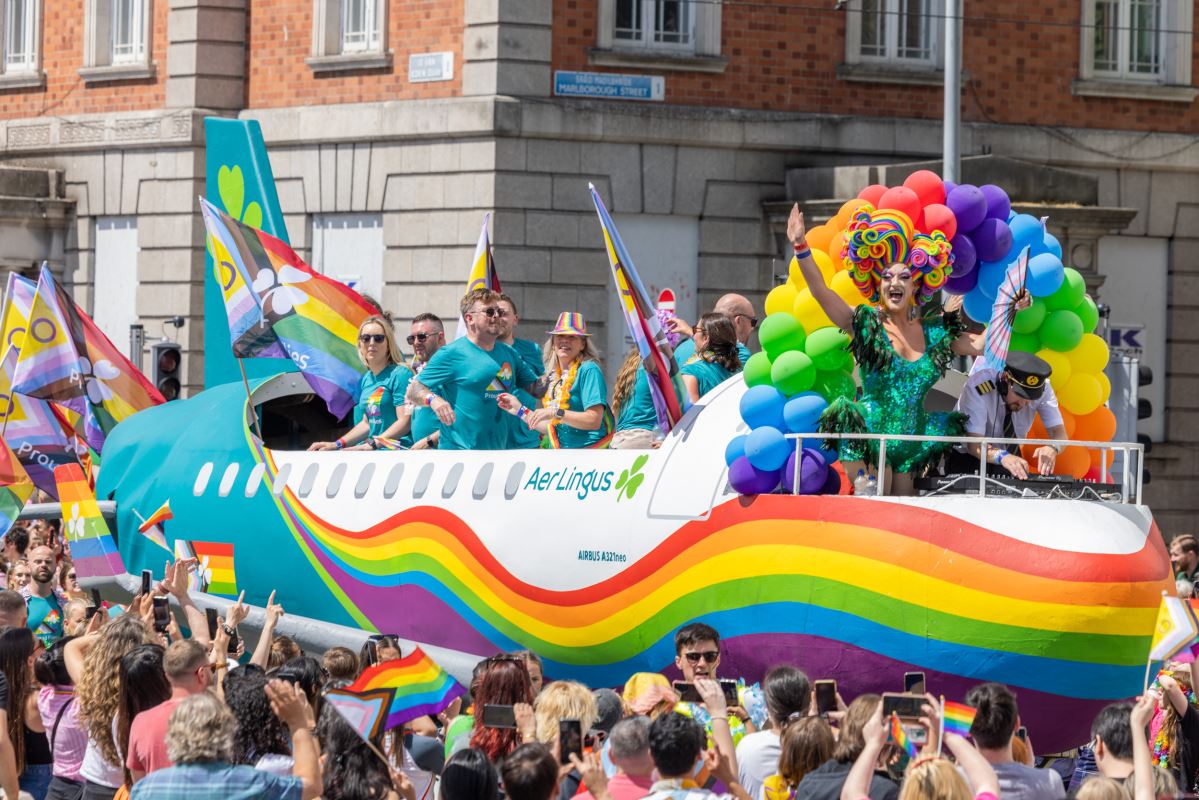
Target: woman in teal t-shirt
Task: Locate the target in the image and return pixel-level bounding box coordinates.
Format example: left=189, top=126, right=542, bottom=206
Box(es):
left=679, top=312, right=742, bottom=402
left=309, top=316, right=414, bottom=451
left=498, top=312, right=613, bottom=449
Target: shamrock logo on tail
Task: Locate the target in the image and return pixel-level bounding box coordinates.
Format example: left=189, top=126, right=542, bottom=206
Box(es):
left=614, top=455, right=648, bottom=502
left=205, top=164, right=264, bottom=256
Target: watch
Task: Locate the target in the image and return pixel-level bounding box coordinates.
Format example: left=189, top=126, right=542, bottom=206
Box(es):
left=555, top=408, right=566, bottom=419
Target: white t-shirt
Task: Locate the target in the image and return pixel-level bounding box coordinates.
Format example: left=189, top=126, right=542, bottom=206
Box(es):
left=955, top=364, right=1064, bottom=440
left=79, top=718, right=123, bottom=788
left=736, top=730, right=781, bottom=800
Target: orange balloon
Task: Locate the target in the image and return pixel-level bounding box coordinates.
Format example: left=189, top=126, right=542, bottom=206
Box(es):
left=1059, top=409, right=1076, bottom=439
left=1073, top=406, right=1116, bottom=443
left=1088, top=447, right=1115, bottom=471
left=838, top=198, right=871, bottom=221
left=805, top=224, right=834, bottom=254
left=1053, top=446, right=1091, bottom=479
left=828, top=231, right=848, bottom=270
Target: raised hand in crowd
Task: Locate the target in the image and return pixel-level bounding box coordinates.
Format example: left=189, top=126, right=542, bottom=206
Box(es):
left=251, top=589, right=286, bottom=668
left=265, top=678, right=323, bottom=800
left=515, top=701, right=537, bottom=744
left=1129, top=692, right=1157, bottom=800
left=160, top=556, right=210, bottom=644
left=570, top=751, right=611, bottom=800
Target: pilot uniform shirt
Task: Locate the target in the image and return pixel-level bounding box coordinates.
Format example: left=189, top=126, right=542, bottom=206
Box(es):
left=954, top=366, right=1064, bottom=443
left=417, top=337, right=539, bottom=450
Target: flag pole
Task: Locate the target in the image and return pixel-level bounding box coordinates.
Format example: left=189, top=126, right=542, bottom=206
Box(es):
left=938, top=695, right=945, bottom=758
left=1144, top=657, right=1154, bottom=694
left=236, top=359, right=265, bottom=441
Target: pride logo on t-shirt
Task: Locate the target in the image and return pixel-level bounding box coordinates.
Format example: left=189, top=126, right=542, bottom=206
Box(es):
left=486, top=362, right=513, bottom=394
left=364, top=386, right=386, bottom=419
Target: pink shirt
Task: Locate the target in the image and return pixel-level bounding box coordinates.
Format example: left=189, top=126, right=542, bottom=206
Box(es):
left=578, top=773, right=655, bottom=800
left=37, top=685, right=87, bottom=781
left=126, top=698, right=182, bottom=776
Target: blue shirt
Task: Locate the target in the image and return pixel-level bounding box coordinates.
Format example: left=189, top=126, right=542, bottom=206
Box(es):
left=507, top=338, right=545, bottom=449
left=354, top=363, right=413, bottom=443
left=26, top=593, right=62, bottom=646
left=546, top=360, right=609, bottom=449
left=130, top=762, right=303, bottom=800
left=417, top=338, right=540, bottom=450
left=674, top=339, right=751, bottom=367
left=680, top=356, right=738, bottom=398
left=616, top=367, right=657, bottom=432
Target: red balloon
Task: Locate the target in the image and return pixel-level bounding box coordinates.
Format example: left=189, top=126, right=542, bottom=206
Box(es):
left=920, top=203, right=958, bottom=239
left=857, top=184, right=887, bottom=207
left=903, top=169, right=947, bottom=208
left=877, top=186, right=921, bottom=224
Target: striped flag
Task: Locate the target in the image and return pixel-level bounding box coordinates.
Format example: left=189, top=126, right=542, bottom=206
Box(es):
left=325, top=687, right=394, bottom=744
left=941, top=700, right=977, bottom=738
left=138, top=500, right=173, bottom=533
left=889, top=713, right=918, bottom=759
left=0, top=348, right=82, bottom=498
left=589, top=185, right=683, bottom=433
left=336, top=646, right=465, bottom=731
left=187, top=540, right=237, bottom=597
left=0, top=436, right=34, bottom=541
left=1149, top=592, right=1199, bottom=662
left=456, top=214, right=500, bottom=340
left=54, top=463, right=124, bottom=580
left=0, top=273, right=37, bottom=353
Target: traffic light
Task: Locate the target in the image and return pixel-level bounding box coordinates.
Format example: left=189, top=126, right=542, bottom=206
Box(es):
left=1137, top=365, right=1152, bottom=483
left=150, top=341, right=182, bottom=401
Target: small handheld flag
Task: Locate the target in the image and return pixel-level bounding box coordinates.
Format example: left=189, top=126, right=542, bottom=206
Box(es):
left=889, top=712, right=918, bottom=759
left=1149, top=591, right=1199, bottom=663
left=138, top=500, right=173, bottom=533
left=941, top=700, right=977, bottom=738
left=339, top=646, right=465, bottom=731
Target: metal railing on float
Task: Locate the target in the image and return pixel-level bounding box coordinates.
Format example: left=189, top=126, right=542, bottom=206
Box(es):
left=785, top=432, right=1145, bottom=504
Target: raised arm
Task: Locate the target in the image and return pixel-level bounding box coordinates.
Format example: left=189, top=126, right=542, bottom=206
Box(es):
left=250, top=590, right=285, bottom=669
left=944, top=732, right=999, bottom=797
left=1129, top=693, right=1156, bottom=800
left=787, top=204, right=854, bottom=332
left=160, top=558, right=210, bottom=645
left=840, top=704, right=886, bottom=800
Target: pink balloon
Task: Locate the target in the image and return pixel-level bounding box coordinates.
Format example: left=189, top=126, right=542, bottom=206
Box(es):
left=857, top=184, right=887, bottom=207
left=903, top=170, right=946, bottom=208
left=876, top=186, right=921, bottom=224
left=920, top=203, right=958, bottom=239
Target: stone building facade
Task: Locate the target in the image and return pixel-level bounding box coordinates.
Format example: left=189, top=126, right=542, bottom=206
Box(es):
left=1, top=0, right=1198, bottom=528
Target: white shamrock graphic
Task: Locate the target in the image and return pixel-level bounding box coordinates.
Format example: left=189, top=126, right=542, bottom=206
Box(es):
left=79, top=357, right=121, bottom=405
left=252, top=265, right=311, bottom=315
left=66, top=503, right=85, bottom=540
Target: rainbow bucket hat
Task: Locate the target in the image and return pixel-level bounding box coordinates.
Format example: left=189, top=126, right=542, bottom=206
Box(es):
left=547, top=312, right=591, bottom=337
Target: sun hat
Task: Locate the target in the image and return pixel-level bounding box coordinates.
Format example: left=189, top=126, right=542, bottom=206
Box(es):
left=547, top=312, right=591, bottom=337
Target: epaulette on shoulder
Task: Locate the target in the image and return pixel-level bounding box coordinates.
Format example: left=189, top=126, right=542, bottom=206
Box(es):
left=975, top=380, right=995, bottom=396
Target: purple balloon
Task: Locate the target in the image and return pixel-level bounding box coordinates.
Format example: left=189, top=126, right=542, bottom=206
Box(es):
left=949, top=232, right=977, bottom=277
left=946, top=184, right=988, bottom=232
left=729, top=456, right=780, bottom=495
left=944, top=267, right=979, bottom=296
left=943, top=180, right=957, bottom=196
left=820, top=467, right=842, bottom=495
left=972, top=218, right=1013, bottom=262
left=781, top=448, right=829, bottom=495
left=981, top=184, right=1011, bottom=221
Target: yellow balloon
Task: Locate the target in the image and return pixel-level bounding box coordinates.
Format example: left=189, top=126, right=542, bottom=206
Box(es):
left=764, top=283, right=800, bottom=317
left=830, top=270, right=867, bottom=308
left=1068, top=333, right=1110, bottom=374
left=1036, top=349, right=1072, bottom=392
left=1096, top=370, right=1111, bottom=404
left=1060, top=372, right=1102, bottom=416
left=793, top=289, right=833, bottom=333
left=788, top=251, right=836, bottom=292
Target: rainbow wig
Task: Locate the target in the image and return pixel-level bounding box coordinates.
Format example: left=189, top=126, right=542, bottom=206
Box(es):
left=842, top=207, right=954, bottom=304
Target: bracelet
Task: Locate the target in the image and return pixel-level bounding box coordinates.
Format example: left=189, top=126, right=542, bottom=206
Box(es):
left=793, top=244, right=812, bottom=260
left=334, top=437, right=346, bottom=450
left=222, top=623, right=236, bottom=636
left=367, top=437, right=378, bottom=450
left=424, top=394, right=438, bottom=407
left=516, top=406, right=530, bottom=420
left=994, top=449, right=1009, bottom=464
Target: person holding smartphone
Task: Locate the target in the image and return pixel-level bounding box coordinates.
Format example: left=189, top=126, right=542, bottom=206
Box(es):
left=736, top=666, right=815, bottom=799
left=671, top=623, right=756, bottom=742
left=964, top=683, right=1064, bottom=800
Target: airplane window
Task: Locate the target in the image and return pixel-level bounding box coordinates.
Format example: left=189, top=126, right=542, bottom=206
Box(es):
left=472, top=464, right=494, bottom=500
left=271, top=463, right=293, bottom=497
left=413, top=463, right=434, bottom=499
left=441, top=463, right=464, bottom=499
left=326, top=463, right=347, bottom=498
left=299, top=463, right=319, bottom=498
left=382, top=464, right=404, bottom=498
left=355, top=463, right=376, bottom=498
left=218, top=463, right=240, bottom=497
left=194, top=462, right=214, bottom=496
left=504, top=463, right=525, bottom=500
left=244, top=463, right=266, bottom=497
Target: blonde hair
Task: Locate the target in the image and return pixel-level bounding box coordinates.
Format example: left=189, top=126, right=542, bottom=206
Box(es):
left=77, top=614, right=156, bottom=764
left=899, top=757, right=973, bottom=800
left=166, top=693, right=236, bottom=764
left=541, top=335, right=602, bottom=374
left=1075, top=777, right=1130, bottom=800
left=533, top=680, right=597, bottom=744
left=62, top=599, right=88, bottom=636
left=357, top=316, right=404, bottom=368
left=778, top=716, right=835, bottom=789
left=611, top=350, right=641, bottom=419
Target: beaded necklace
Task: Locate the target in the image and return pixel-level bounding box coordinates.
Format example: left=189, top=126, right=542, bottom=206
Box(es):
left=542, top=358, right=581, bottom=419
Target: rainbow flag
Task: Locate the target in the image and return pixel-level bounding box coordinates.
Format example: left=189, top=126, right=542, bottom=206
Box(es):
left=339, top=646, right=465, bottom=731
left=199, top=198, right=374, bottom=419
left=0, top=348, right=82, bottom=498
left=456, top=214, right=500, bottom=339
left=138, top=500, right=173, bottom=532
left=1, top=273, right=37, bottom=353
left=1149, top=592, right=1199, bottom=662
left=11, top=266, right=163, bottom=449
left=0, top=436, right=33, bottom=540
left=942, top=700, right=977, bottom=738
left=54, top=463, right=124, bottom=579
left=890, top=713, right=918, bottom=759
left=589, top=185, right=683, bottom=433
left=190, top=540, right=237, bottom=597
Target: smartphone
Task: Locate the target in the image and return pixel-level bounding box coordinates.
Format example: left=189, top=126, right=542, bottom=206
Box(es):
left=904, top=672, right=926, bottom=695
left=881, top=692, right=926, bottom=721
left=1016, top=726, right=1028, bottom=743
left=91, top=589, right=102, bottom=608
left=205, top=608, right=218, bottom=639
left=673, top=680, right=739, bottom=706
left=481, top=704, right=517, bottom=729
left=363, top=639, right=378, bottom=667
left=151, top=597, right=170, bottom=633
left=140, top=569, right=152, bottom=596
left=815, top=680, right=837, bottom=715
left=559, top=718, right=582, bottom=765
left=228, top=626, right=239, bottom=654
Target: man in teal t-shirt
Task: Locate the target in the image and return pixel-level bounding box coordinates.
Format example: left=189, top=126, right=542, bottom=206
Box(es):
left=23, top=546, right=64, bottom=646
left=496, top=295, right=545, bottom=449
left=406, top=290, right=543, bottom=450
left=671, top=294, right=756, bottom=365
left=408, top=314, right=447, bottom=448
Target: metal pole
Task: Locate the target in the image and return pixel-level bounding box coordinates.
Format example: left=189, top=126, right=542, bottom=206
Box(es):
left=942, top=0, right=962, bottom=183
left=129, top=324, right=145, bottom=372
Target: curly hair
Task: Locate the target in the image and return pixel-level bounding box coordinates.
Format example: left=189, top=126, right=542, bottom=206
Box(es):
left=610, top=350, right=642, bottom=419
left=317, top=700, right=393, bottom=800
left=77, top=614, right=156, bottom=765
left=470, top=657, right=533, bottom=762
left=117, top=644, right=170, bottom=785
left=223, top=665, right=290, bottom=764
left=842, top=207, right=953, bottom=305
left=533, top=680, right=597, bottom=744
left=166, top=693, right=236, bottom=765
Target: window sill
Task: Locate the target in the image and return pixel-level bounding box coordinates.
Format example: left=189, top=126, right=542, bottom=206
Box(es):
left=306, top=51, right=393, bottom=74
left=1071, top=78, right=1199, bottom=103
left=0, top=71, right=46, bottom=90
left=588, top=48, right=728, bottom=74
left=78, top=63, right=156, bottom=84
left=836, top=62, right=955, bottom=86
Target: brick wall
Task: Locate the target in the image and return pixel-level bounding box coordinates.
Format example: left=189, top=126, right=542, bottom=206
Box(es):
left=552, top=0, right=1199, bottom=133
left=0, top=0, right=169, bottom=120
left=245, top=0, right=463, bottom=108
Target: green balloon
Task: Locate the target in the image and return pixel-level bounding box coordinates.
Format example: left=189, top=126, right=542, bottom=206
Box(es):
left=1040, top=309, right=1084, bottom=352
left=1046, top=267, right=1086, bottom=311
left=832, top=348, right=855, bottom=373
left=812, top=368, right=857, bottom=404
left=1012, top=297, right=1047, bottom=334
left=771, top=350, right=816, bottom=396
left=1009, top=331, right=1041, bottom=353
left=758, top=313, right=807, bottom=361
left=804, top=327, right=851, bottom=371
left=743, top=351, right=774, bottom=388
left=1074, top=295, right=1099, bottom=334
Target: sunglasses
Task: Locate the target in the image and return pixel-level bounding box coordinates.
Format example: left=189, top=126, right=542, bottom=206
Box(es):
left=67, top=573, right=76, bottom=580
left=735, top=314, right=758, bottom=329
left=406, top=332, right=434, bottom=345
left=470, top=307, right=507, bottom=318
left=359, top=334, right=387, bottom=344
left=367, top=633, right=401, bottom=641
left=682, top=650, right=720, bottom=664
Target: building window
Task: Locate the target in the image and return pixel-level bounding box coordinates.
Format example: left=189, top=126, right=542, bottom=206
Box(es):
left=594, top=0, right=724, bottom=67
left=340, top=0, right=381, bottom=54
left=3, top=0, right=37, bottom=72
left=308, top=0, right=390, bottom=72
left=110, top=0, right=145, bottom=64
left=310, top=214, right=384, bottom=302
left=850, top=0, right=938, bottom=66
left=1076, top=0, right=1194, bottom=100
left=80, top=0, right=153, bottom=81
left=614, top=0, right=694, bottom=50
left=1091, top=0, right=1162, bottom=80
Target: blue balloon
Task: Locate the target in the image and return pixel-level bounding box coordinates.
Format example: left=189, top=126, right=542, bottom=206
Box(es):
left=1006, top=209, right=1017, bottom=222
left=783, top=392, right=828, bottom=434
left=962, top=288, right=994, bottom=324
left=1031, top=233, right=1063, bottom=260
left=799, top=438, right=839, bottom=465
left=725, top=435, right=748, bottom=466
left=1008, top=214, right=1042, bottom=253
left=739, top=385, right=786, bottom=430
left=976, top=258, right=1008, bottom=299
left=1027, top=253, right=1066, bottom=298
left=744, top=426, right=791, bottom=472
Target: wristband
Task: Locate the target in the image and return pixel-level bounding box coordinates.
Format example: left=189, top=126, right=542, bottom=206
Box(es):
left=334, top=437, right=346, bottom=450
left=425, top=394, right=438, bottom=407
left=516, top=406, right=530, bottom=420
left=994, top=449, right=1009, bottom=464
left=793, top=242, right=811, bottom=259
left=367, top=437, right=378, bottom=450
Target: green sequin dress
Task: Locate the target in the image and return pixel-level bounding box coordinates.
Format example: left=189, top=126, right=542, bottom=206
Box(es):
left=820, top=304, right=967, bottom=474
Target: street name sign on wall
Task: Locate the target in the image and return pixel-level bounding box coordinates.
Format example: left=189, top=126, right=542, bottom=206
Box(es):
left=554, top=71, right=665, bottom=101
